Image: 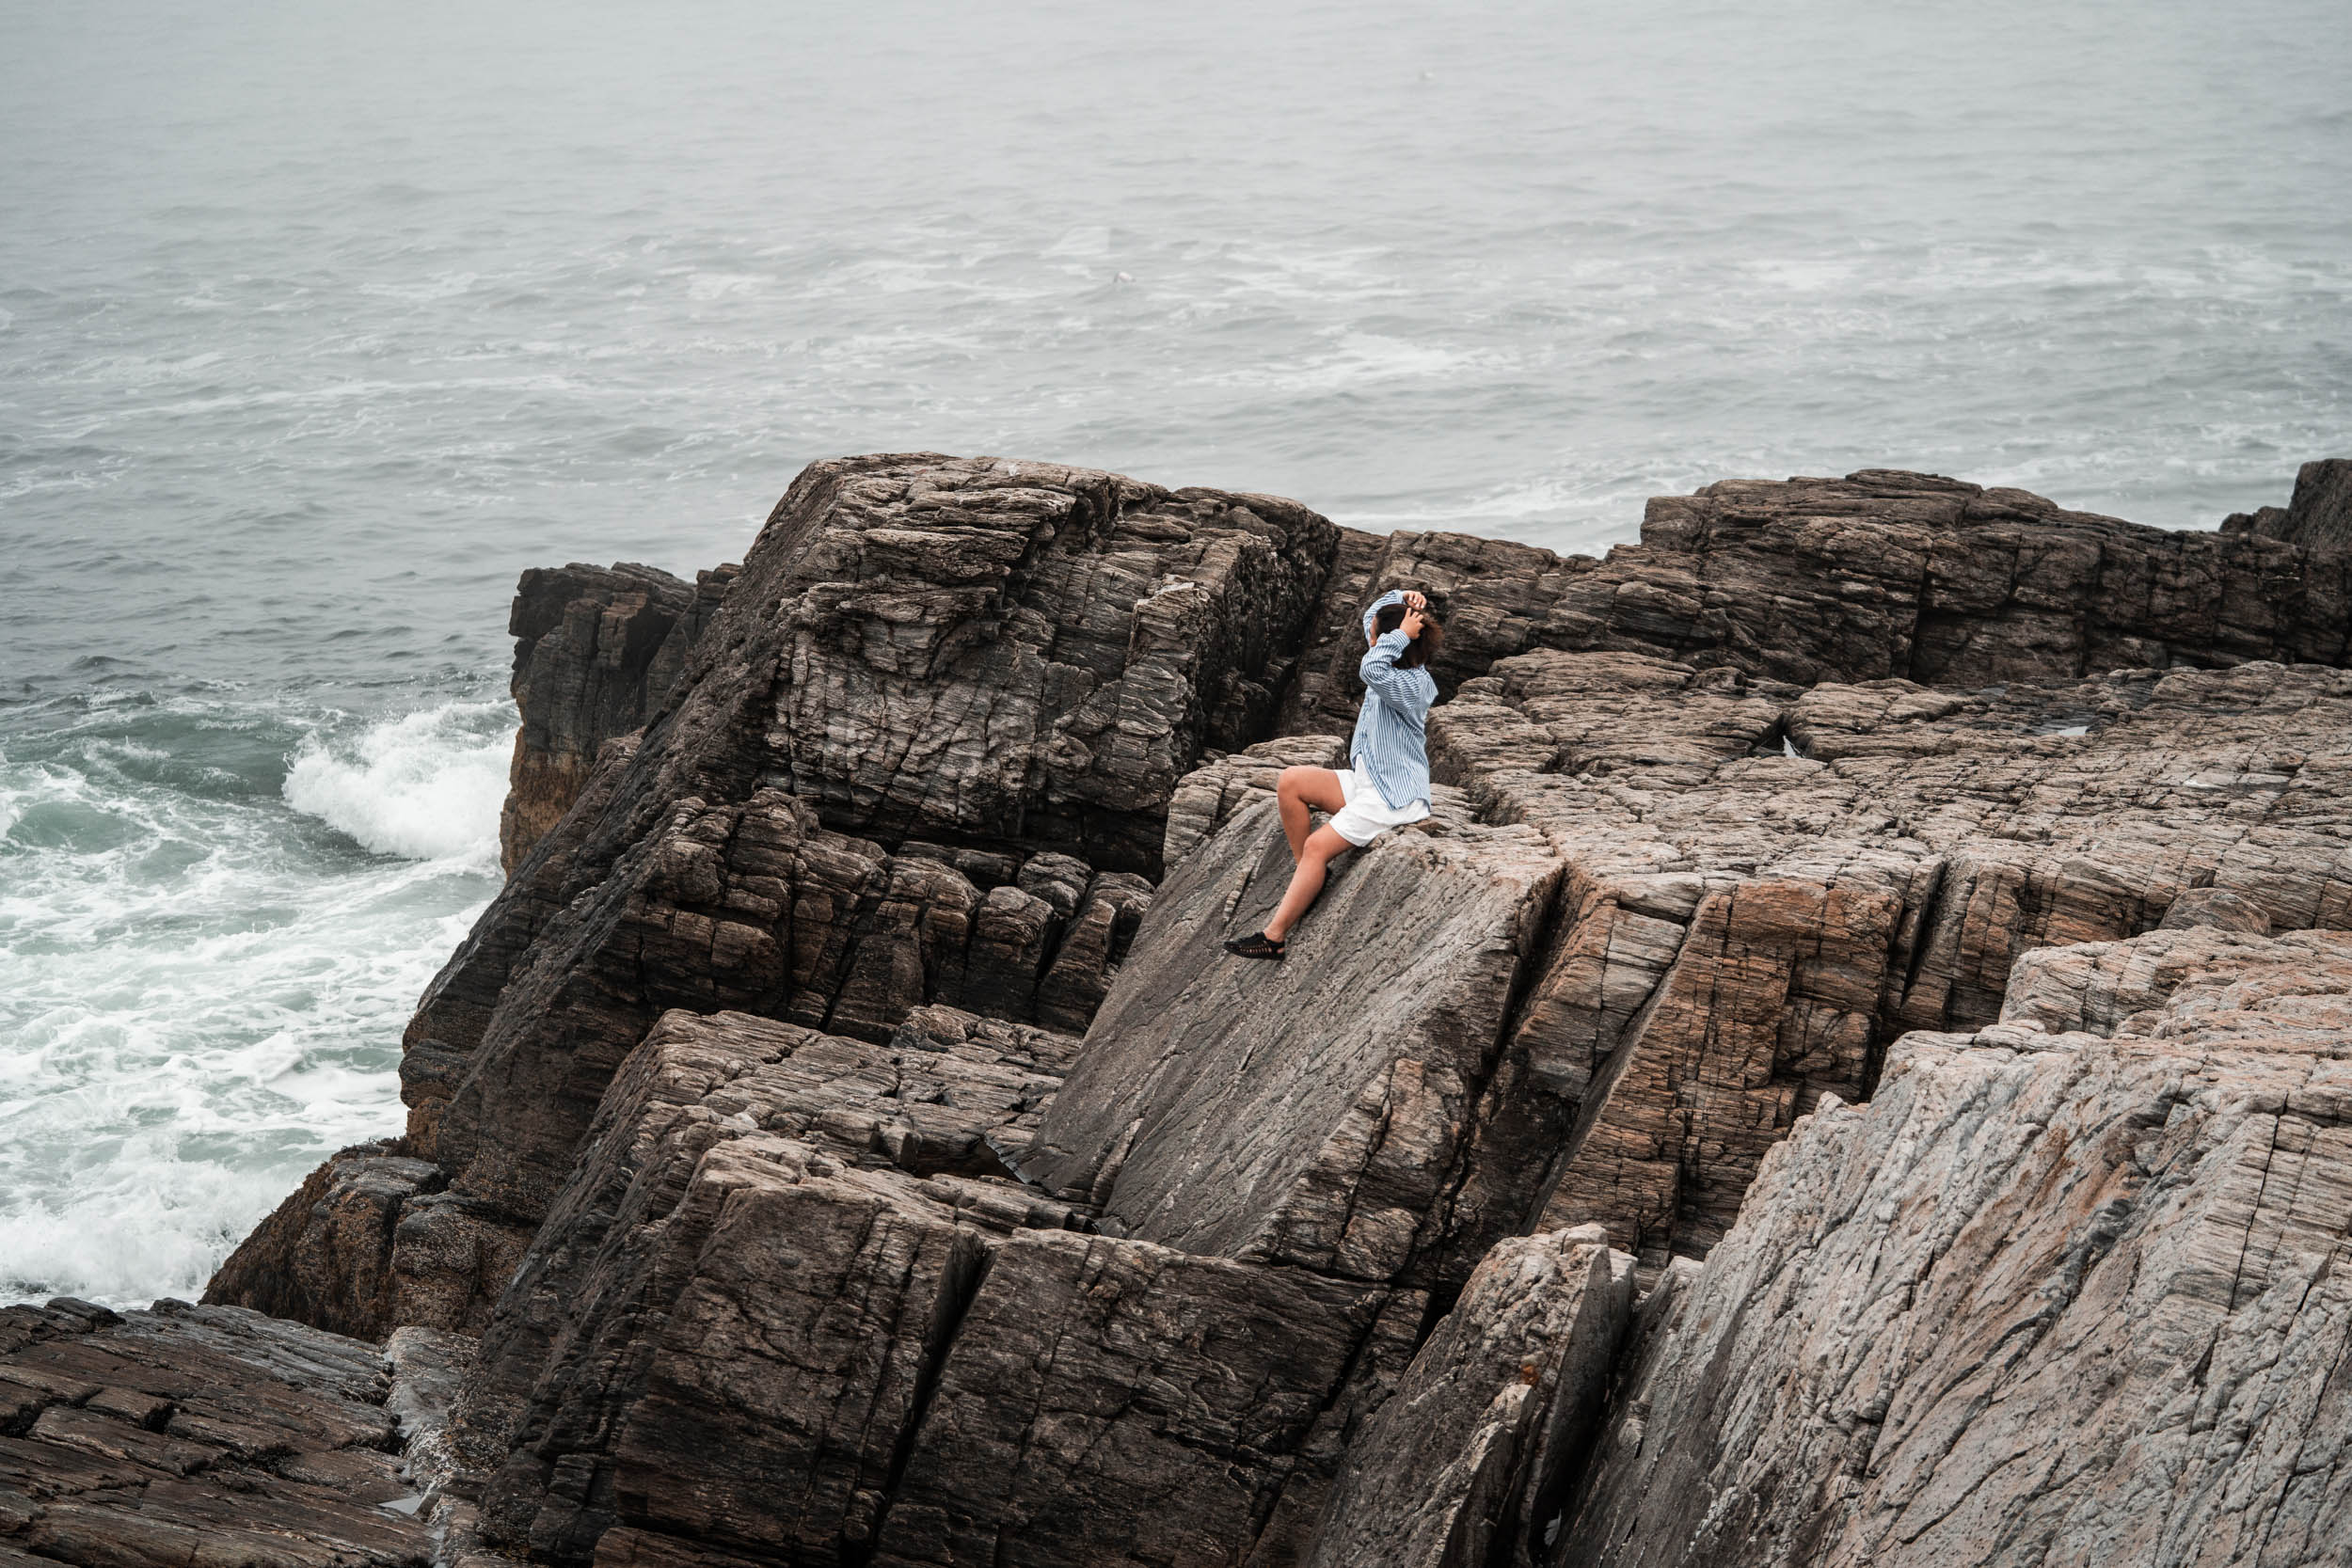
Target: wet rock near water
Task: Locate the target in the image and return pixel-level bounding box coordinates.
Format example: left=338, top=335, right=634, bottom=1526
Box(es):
left=0, top=1298, right=434, bottom=1568
left=501, top=561, right=737, bottom=874
left=201, top=1141, right=442, bottom=1343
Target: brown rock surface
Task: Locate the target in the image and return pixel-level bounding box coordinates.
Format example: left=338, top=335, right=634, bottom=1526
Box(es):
left=2288, top=457, right=2352, bottom=550
left=428, top=786, right=1138, bottom=1233
left=457, top=1002, right=1420, bottom=1568
left=387, top=461, right=2352, bottom=1304
left=501, top=561, right=735, bottom=873
left=1419, top=651, right=2352, bottom=1273
left=460, top=1012, right=1006, bottom=1564
left=1554, top=927, right=2352, bottom=1568
left=870, top=1231, right=1419, bottom=1568
left=761, top=458, right=1340, bottom=871
left=2002, top=927, right=2352, bottom=1039
left=1282, top=471, right=2352, bottom=722
left=2157, top=884, right=2274, bottom=933
left=199, top=454, right=2352, bottom=1564
left=0, top=1298, right=432, bottom=1568
left=200, top=1141, right=438, bottom=1342
left=390, top=456, right=1344, bottom=1249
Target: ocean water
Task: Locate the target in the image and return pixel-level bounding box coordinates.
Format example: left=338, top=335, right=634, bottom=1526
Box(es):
left=4, top=0, right=2346, bottom=1307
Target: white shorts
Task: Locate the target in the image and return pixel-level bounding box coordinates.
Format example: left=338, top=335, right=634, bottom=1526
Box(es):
left=1328, top=768, right=1431, bottom=847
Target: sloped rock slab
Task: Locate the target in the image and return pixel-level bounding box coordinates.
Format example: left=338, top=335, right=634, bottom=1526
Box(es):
left=1556, top=927, right=2352, bottom=1568
left=1023, top=794, right=1564, bottom=1283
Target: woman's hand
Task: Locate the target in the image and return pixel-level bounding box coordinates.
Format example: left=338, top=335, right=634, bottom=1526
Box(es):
left=1400, top=607, right=1427, bottom=639
left=1403, top=591, right=1427, bottom=612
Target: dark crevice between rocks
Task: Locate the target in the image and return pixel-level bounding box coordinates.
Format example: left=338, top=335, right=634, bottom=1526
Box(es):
left=856, top=1239, right=994, bottom=1567
left=1523, top=957, right=1681, bottom=1261
left=1866, top=861, right=1948, bottom=1103
left=1238, top=1283, right=1417, bottom=1556
left=1748, top=715, right=1795, bottom=759
left=1410, top=1277, right=1468, bottom=1358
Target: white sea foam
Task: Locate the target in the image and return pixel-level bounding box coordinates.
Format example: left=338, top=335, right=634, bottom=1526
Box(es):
left=0, top=695, right=503, bottom=1307
left=282, top=700, right=514, bottom=867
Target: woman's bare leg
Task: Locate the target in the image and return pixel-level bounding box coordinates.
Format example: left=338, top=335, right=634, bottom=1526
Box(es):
left=1276, top=767, right=1347, bottom=863
left=1264, top=825, right=1353, bottom=942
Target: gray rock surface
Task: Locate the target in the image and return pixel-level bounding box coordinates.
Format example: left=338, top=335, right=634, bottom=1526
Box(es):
left=199, top=454, right=2352, bottom=1568
left=461, top=1013, right=1004, bottom=1563
left=424, top=787, right=1134, bottom=1234
left=1423, top=650, right=2352, bottom=1274
left=1304, top=1226, right=1634, bottom=1568
left=1279, top=471, right=2352, bottom=732
left=348, top=458, right=1343, bottom=1310
left=1554, top=927, right=2352, bottom=1568
left=761, top=458, right=1341, bottom=872
left=2287, top=457, right=2352, bottom=550
left=1022, top=792, right=1563, bottom=1284
left=870, top=1231, right=1419, bottom=1568
left=2157, top=885, right=2274, bottom=934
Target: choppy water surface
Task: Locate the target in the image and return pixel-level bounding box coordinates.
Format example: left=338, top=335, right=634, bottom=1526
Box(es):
left=4, top=0, right=2347, bottom=1305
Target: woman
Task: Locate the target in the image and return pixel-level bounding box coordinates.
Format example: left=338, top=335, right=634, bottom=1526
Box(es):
left=1225, top=588, right=1441, bottom=960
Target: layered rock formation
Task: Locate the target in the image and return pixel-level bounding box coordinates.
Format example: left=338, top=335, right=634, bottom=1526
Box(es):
left=2225, top=456, right=2352, bottom=554
left=1430, top=653, right=2352, bottom=1274
left=454, top=1006, right=1424, bottom=1567
left=1307, top=1227, right=1634, bottom=1568
left=0, top=1296, right=441, bottom=1568
left=159, top=453, right=2352, bottom=1568
left=1556, top=926, right=2352, bottom=1567
left=501, top=561, right=737, bottom=873
left=1281, top=469, right=2352, bottom=741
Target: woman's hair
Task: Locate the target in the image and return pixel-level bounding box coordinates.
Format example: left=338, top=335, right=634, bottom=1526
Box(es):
left=1374, top=602, right=1443, bottom=671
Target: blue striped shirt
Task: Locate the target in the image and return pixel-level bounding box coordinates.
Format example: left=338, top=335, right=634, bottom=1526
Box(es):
left=1349, top=590, right=1438, bottom=811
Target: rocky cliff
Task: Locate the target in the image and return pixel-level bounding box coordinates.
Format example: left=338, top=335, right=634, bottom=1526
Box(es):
left=43, top=451, right=2340, bottom=1568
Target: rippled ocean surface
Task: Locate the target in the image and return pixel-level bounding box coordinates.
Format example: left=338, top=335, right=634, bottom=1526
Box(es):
left=4, top=0, right=2347, bottom=1306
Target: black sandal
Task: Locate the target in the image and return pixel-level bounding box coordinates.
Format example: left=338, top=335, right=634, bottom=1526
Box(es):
left=1224, top=931, right=1286, bottom=961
